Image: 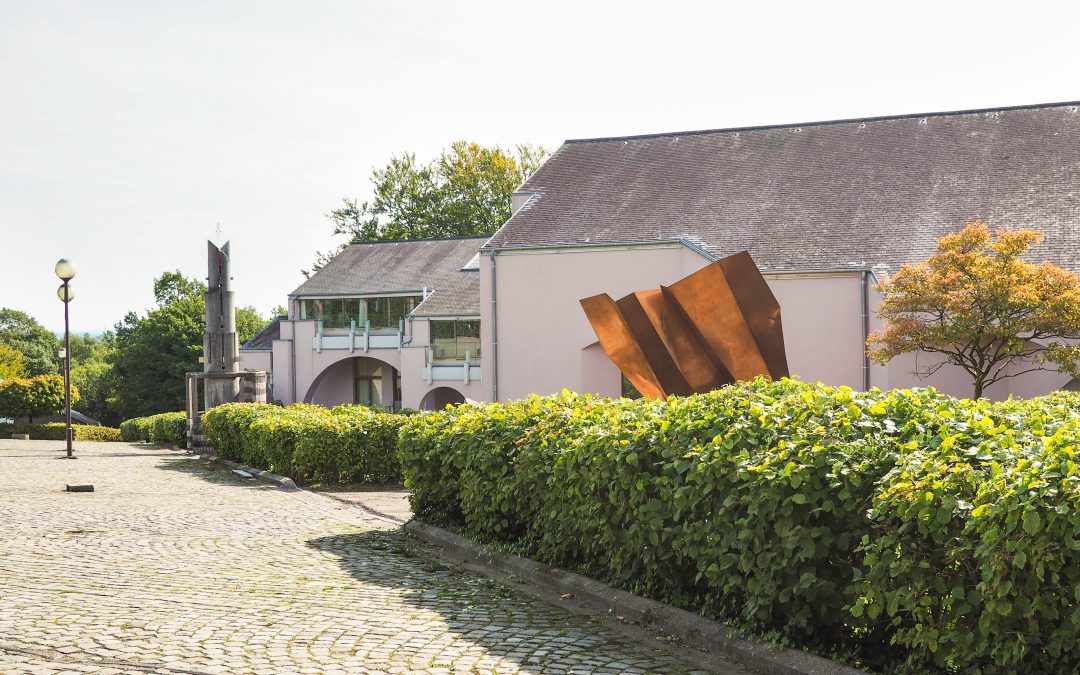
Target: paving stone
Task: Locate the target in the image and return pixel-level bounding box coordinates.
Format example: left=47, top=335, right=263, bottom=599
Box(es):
left=0, top=439, right=721, bottom=674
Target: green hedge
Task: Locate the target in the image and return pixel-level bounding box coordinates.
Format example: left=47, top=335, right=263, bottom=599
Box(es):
left=119, top=412, right=188, bottom=445
left=200, top=402, right=405, bottom=484
left=397, top=379, right=1080, bottom=674
left=1, top=422, right=122, bottom=442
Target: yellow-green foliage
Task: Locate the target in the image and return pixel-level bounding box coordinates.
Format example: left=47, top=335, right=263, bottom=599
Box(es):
left=0, top=422, right=121, bottom=441
left=119, top=412, right=187, bottom=445
left=397, top=379, right=1080, bottom=674
left=0, top=375, right=79, bottom=420
left=200, top=402, right=404, bottom=484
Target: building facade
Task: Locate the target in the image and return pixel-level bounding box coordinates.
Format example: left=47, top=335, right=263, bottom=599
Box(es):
left=247, top=102, right=1080, bottom=407
left=241, top=237, right=486, bottom=410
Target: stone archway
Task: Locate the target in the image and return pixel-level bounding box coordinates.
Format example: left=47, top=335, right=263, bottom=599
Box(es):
left=418, top=387, right=466, bottom=411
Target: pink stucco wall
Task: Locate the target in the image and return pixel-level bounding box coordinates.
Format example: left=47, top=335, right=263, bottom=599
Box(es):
left=267, top=317, right=484, bottom=409
left=483, top=244, right=1070, bottom=401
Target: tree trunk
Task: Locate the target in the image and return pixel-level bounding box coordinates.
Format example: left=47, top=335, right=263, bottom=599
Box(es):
left=973, top=379, right=984, bottom=399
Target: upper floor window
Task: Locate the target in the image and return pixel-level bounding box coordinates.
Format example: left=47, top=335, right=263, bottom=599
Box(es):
left=431, top=319, right=481, bottom=361
left=300, top=296, right=422, bottom=333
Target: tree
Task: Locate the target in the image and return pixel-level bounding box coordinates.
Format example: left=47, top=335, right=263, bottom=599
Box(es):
left=867, top=221, right=1080, bottom=398
left=110, top=272, right=269, bottom=419
left=0, top=375, right=79, bottom=423
left=0, top=342, right=27, bottom=381
left=67, top=332, right=119, bottom=425
left=0, top=308, right=59, bottom=376
left=305, top=141, right=547, bottom=276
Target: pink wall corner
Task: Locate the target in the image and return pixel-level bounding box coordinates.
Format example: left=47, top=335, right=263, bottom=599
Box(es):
left=488, top=245, right=709, bottom=401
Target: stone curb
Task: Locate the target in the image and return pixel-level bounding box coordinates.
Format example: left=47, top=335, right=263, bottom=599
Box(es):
left=171, top=446, right=298, bottom=490
left=404, top=520, right=866, bottom=675
left=212, top=458, right=298, bottom=489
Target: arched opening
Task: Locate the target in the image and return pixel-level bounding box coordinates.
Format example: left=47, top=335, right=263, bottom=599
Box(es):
left=304, top=356, right=401, bottom=409
left=419, top=387, right=466, bottom=411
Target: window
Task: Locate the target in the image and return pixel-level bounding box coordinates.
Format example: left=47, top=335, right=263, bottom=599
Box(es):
left=431, top=319, right=481, bottom=361
left=354, top=359, right=382, bottom=407
left=300, top=296, right=421, bottom=333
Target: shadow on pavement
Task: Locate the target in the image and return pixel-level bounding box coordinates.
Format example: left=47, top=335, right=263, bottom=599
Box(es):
left=305, top=530, right=702, bottom=674
left=154, top=455, right=268, bottom=488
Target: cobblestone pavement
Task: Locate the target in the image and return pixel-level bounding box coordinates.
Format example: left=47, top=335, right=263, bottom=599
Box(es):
left=0, top=440, right=734, bottom=675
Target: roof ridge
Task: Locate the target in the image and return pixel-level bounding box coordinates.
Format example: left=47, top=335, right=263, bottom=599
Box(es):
left=563, top=100, right=1080, bottom=145
left=347, top=235, right=490, bottom=246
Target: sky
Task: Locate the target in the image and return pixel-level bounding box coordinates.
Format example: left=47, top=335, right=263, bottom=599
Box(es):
left=1, top=0, right=1077, bottom=334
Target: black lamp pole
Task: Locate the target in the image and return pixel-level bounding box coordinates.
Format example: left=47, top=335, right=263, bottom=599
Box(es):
left=62, top=280, right=73, bottom=458
left=55, top=258, right=76, bottom=460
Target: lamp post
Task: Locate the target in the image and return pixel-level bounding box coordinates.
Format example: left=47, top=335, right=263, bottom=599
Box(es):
left=55, top=258, right=76, bottom=459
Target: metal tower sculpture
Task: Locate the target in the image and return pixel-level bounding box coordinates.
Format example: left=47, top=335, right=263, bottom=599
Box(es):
left=203, top=241, right=240, bottom=408
left=580, top=251, right=789, bottom=399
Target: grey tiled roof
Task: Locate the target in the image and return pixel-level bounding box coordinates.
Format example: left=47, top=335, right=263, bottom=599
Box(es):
left=291, top=237, right=485, bottom=316
left=241, top=316, right=283, bottom=350
left=485, top=102, right=1080, bottom=275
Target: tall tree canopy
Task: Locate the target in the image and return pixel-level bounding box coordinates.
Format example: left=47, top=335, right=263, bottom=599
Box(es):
left=305, top=141, right=547, bottom=276
left=0, top=308, right=59, bottom=376
left=0, top=342, right=27, bottom=380
left=867, top=221, right=1080, bottom=398
left=110, top=272, right=267, bottom=419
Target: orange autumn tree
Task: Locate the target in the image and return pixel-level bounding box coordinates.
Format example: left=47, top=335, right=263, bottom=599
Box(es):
left=867, top=220, right=1080, bottom=398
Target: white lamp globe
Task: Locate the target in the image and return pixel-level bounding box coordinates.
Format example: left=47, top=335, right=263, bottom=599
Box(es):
left=55, top=258, right=77, bottom=281
left=57, top=284, right=75, bottom=302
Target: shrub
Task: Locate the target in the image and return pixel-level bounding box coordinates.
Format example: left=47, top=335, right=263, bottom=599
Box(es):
left=200, top=402, right=404, bottom=484
left=201, top=402, right=283, bottom=461
left=398, top=379, right=1080, bottom=673
left=0, top=375, right=80, bottom=422
left=119, top=412, right=188, bottom=445
left=0, top=422, right=121, bottom=441
left=291, top=404, right=406, bottom=484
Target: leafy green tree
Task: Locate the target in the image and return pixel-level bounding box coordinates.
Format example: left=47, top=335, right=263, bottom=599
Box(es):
left=110, top=272, right=268, bottom=419
left=305, top=141, right=547, bottom=276
left=0, top=375, right=78, bottom=423
left=0, top=308, right=59, bottom=376
left=868, top=221, right=1080, bottom=398
left=65, top=332, right=120, bottom=425
left=0, top=342, right=27, bottom=380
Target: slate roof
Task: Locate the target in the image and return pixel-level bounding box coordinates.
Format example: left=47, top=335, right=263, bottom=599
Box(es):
left=290, top=237, right=485, bottom=317
left=242, top=316, right=283, bottom=350
left=485, top=102, right=1080, bottom=276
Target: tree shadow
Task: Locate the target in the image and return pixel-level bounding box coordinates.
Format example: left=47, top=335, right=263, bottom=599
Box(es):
left=153, top=455, right=268, bottom=488
left=304, top=530, right=705, bottom=674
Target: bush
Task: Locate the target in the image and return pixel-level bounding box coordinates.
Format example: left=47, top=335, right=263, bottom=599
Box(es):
left=201, top=402, right=283, bottom=461
left=397, top=379, right=1080, bottom=673
left=0, top=375, right=79, bottom=422
left=0, top=422, right=121, bottom=441
left=201, top=402, right=404, bottom=484
left=119, top=412, right=188, bottom=445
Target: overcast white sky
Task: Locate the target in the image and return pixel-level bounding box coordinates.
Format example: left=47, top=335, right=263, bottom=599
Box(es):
left=1, top=0, right=1077, bottom=333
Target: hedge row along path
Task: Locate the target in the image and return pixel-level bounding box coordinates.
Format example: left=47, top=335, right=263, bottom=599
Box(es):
left=0, top=439, right=733, bottom=674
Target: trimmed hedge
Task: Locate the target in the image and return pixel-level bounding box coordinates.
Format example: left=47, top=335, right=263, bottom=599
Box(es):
left=1, top=422, right=122, bottom=442
left=119, top=412, right=188, bottom=445
left=200, top=402, right=405, bottom=484
left=397, top=379, right=1080, bottom=674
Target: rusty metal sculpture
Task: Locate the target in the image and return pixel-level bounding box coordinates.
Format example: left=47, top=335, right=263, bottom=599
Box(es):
left=580, top=251, right=788, bottom=398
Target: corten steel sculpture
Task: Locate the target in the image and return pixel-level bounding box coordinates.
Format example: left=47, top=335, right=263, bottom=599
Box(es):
left=580, top=251, right=788, bottom=399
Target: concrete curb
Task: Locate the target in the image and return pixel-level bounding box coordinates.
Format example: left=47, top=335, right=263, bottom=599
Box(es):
left=404, top=520, right=866, bottom=675
left=212, top=458, right=298, bottom=489
left=171, top=445, right=298, bottom=490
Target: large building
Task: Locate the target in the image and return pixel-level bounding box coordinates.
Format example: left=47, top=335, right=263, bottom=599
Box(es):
left=245, top=101, right=1080, bottom=407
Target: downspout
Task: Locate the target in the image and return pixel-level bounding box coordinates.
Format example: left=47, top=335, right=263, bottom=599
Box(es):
left=861, top=270, right=871, bottom=391
left=490, top=250, right=499, bottom=402
left=290, top=318, right=297, bottom=404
